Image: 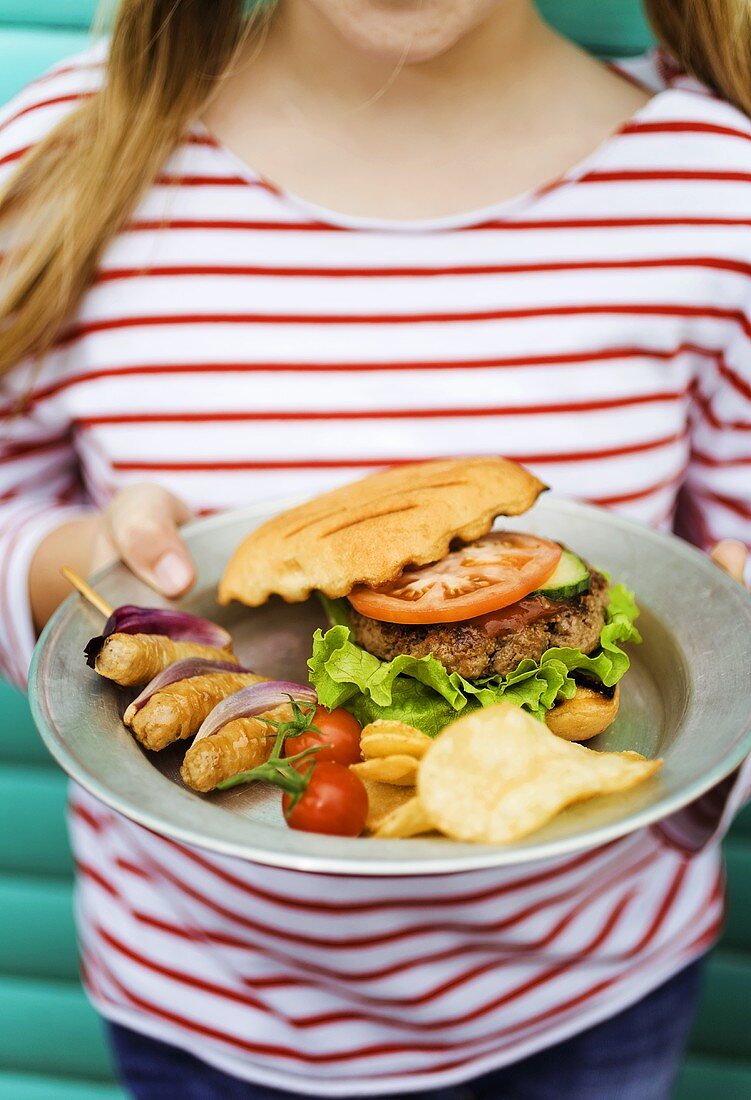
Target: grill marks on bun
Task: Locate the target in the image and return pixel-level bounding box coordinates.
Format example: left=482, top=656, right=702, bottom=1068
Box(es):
left=218, top=457, right=546, bottom=607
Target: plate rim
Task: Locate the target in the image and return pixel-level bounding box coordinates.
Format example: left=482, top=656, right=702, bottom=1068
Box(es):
left=29, top=496, right=751, bottom=875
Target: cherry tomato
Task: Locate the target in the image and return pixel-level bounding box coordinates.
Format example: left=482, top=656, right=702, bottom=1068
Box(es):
left=284, top=706, right=362, bottom=766
left=347, top=532, right=562, bottom=625
left=283, top=762, right=368, bottom=837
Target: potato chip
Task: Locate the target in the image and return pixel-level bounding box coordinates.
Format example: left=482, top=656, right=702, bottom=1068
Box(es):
left=373, top=796, right=433, bottom=839
left=360, top=780, right=416, bottom=832
left=418, top=703, right=662, bottom=844
left=350, top=755, right=418, bottom=786
left=360, top=720, right=433, bottom=760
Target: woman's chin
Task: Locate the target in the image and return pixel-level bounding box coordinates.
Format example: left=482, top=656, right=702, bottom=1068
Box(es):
left=304, top=0, right=500, bottom=66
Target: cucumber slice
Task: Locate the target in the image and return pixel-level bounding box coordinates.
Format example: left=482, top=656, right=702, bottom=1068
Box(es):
left=534, top=549, right=590, bottom=600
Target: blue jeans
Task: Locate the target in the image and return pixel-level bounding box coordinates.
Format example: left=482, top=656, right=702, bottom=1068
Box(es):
left=107, top=958, right=704, bottom=1100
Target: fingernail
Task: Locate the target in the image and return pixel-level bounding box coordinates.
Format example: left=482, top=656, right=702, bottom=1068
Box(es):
left=153, top=551, right=194, bottom=595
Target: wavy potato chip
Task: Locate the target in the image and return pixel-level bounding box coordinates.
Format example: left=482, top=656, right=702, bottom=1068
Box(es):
left=418, top=702, right=662, bottom=844
left=360, top=780, right=417, bottom=832
left=360, top=720, right=433, bottom=760
left=373, top=796, right=433, bottom=839
left=351, top=755, right=418, bottom=786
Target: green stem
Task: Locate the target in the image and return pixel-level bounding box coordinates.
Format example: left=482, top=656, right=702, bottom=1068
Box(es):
left=215, top=697, right=322, bottom=792
left=216, top=744, right=320, bottom=791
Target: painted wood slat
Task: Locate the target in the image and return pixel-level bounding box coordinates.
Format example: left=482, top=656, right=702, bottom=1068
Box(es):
left=0, top=767, right=73, bottom=877
left=731, top=803, right=751, bottom=836
left=0, top=977, right=116, bottom=1080
left=0, top=875, right=79, bottom=981
left=689, top=950, right=751, bottom=1061
left=0, top=1073, right=124, bottom=1100
left=537, top=0, right=653, bottom=55
left=0, top=27, right=91, bottom=103
left=723, top=840, right=751, bottom=953
left=0, top=2, right=96, bottom=28
left=0, top=684, right=52, bottom=768
left=676, top=1056, right=751, bottom=1100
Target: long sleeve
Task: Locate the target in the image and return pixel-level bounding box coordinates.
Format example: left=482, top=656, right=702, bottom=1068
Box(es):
left=679, top=303, right=751, bottom=579
left=0, top=368, right=91, bottom=688
left=659, top=309, right=751, bottom=852
left=0, top=55, right=104, bottom=689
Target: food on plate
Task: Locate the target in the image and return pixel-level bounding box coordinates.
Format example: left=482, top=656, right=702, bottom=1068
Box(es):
left=282, top=705, right=362, bottom=766
left=545, top=684, right=621, bottom=742
left=350, top=754, right=419, bottom=786
left=346, top=552, right=606, bottom=676
left=281, top=761, right=369, bottom=837
left=181, top=704, right=291, bottom=792
left=353, top=719, right=427, bottom=797
left=372, top=795, right=433, bottom=839
left=123, top=660, right=267, bottom=751
left=180, top=682, right=315, bottom=792
left=214, top=703, right=369, bottom=837
left=76, top=457, right=657, bottom=848
left=360, top=780, right=418, bottom=833
left=181, top=698, right=362, bottom=792
left=92, top=633, right=237, bottom=687
left=359, top=720, right=432, bottom=760
left=218, top=457, right=641, bottom=742
left=417, top=703, right=662, bottom=844
left=219, top=456, right=545, bottom=607
left=85, top=604, right=235, bottom=686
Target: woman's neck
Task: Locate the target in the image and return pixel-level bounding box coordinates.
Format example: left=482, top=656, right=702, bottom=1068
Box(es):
left=205, top=2, right=651, bottom=220
left=254, top=0, right=552, bottom=122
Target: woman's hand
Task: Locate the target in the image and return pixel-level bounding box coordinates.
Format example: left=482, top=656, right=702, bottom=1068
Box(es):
left=30, top=483, right=196, bottom=632
left=710, top=539, right=749, bottom=586
left=90, top=483, right=196, bottom=598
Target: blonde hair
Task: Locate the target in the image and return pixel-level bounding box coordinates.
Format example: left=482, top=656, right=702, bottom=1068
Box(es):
left=0, top=0, right=255, bottom=377
left=645, top=0, right=751, bottom=113
left=1, top=0, right=750, bottom=377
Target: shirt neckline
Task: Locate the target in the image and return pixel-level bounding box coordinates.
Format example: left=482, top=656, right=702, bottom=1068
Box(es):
left=195, top=85, right=683, bottom=234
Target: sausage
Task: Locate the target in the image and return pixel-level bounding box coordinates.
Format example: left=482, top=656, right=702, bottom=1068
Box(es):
left=123, top=672, right=267, bottom=752
left=180, top=703, right=294, bottom=792
left=94, top=633, right=236, bottom=687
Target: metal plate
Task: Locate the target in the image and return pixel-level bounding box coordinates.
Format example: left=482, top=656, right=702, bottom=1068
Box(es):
left=30, top=496, right=751, bottom=875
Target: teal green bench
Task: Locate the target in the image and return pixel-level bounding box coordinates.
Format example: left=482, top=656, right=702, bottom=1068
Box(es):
left=1, top=2, right=749, bottom=1096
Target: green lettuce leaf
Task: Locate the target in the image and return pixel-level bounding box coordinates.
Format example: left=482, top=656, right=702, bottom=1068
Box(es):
left=537, top=583, right=642, bottom=688
left=316, top=594, right=352, bottom=628
left=308, top=584, right=640, bottom=736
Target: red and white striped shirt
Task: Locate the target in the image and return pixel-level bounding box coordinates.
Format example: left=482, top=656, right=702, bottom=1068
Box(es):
left=1, top=46, right=750, bottom=1095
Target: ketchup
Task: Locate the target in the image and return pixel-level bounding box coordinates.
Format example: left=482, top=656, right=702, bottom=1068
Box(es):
left=472, top=595, right=559, bottom=638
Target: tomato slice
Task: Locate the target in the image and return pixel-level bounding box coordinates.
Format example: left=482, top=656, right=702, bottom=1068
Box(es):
left=347, top=532, right=562, bottom=625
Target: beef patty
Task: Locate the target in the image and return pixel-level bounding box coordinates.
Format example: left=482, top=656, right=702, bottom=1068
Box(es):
left=348, top=569, right=609, bottom=680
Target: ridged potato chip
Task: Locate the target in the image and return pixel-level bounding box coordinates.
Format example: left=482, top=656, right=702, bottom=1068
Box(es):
left=360, top=780, right=416, bottom=832
left=360, top=720, right=433, bottom=760
left=373, top=796, right=433, bottom=839
left=350, top=755, right=418, bottom=786
left=418, top=703, right=662, bottom=844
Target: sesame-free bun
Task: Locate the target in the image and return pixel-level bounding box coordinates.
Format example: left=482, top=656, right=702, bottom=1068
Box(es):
left=545, top=685, right=620, bottom=742
left=218, top=457, right=546, bottom=607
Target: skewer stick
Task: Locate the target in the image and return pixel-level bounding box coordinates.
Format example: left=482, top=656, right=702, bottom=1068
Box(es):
left=60, top=567, right=113, bottom=618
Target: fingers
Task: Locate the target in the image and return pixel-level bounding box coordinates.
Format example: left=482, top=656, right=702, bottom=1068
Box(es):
left=710, top=539, right=748, bottom=585
left=89, top=519, right=119, bottom=574
left=103, top=484, right=197, bottom=597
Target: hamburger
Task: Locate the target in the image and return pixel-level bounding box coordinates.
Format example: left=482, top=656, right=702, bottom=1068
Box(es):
left=218, top=458, right=640, bottom=741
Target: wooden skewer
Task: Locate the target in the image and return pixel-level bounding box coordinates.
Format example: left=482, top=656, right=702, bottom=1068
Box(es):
left=60, top=567, right=113, bottom=618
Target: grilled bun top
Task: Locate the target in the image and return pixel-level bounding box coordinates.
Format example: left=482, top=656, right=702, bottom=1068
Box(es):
left=218, top=457, right=546, bottom=607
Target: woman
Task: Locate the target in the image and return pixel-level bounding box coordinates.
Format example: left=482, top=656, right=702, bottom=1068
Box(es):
left=1, top=1, right=749, bottom=1097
